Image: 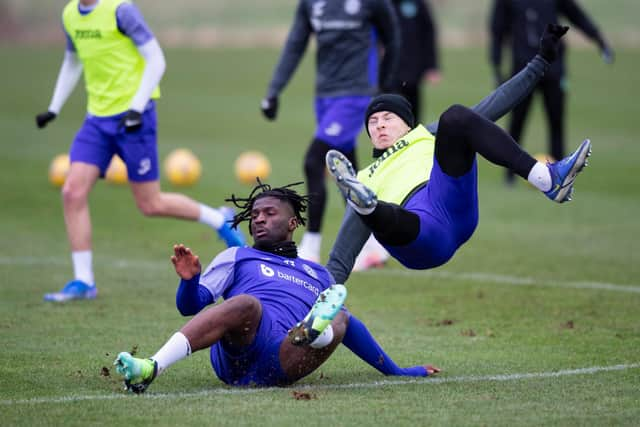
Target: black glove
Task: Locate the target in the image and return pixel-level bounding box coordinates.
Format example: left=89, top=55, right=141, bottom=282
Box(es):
left=260, top=97, right=278, bottom=121
left=120, top=110, right=143, bottom=132
left=538, top=24, right=570, bottom=63
left=35, top=111, right=57, bottom=129
left=601, top=43, right=615, bottom=64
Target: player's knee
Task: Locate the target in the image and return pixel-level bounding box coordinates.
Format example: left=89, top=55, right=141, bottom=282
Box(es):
left=135, top=198, right=162, bottom=217
left=226, top=294, right=262, bottom=323
left=61, top=182, right=89, bottom=207
left=439, top=104, right=473, bottom=130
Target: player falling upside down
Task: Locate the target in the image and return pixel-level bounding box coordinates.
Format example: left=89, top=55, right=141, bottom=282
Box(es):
left=324, top=24, right=592, bottom=284
left=114, top=182, right=439, bottom=392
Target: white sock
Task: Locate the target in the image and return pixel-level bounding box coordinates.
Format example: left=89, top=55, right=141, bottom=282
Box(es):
left=347, top=200, right=376, bottom=215
left=310, top=325, right=334, bottom=349
left=198, top=204, right=224, bottom=229
left=527, top=162, right=552, bottom=192
left=299, top=232, right=322, bottom=261
left=71, top=250, right=94, bottom=286
left=151, top=332, right=192, bottom=375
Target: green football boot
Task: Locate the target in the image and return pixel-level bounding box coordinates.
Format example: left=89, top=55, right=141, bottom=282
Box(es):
left=114, top=352, right=158, bottom=394
left=289, top=284, right=347, bottom=346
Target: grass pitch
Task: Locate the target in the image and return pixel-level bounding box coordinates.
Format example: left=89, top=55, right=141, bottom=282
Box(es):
left=0, top=45, right=638, bottom=426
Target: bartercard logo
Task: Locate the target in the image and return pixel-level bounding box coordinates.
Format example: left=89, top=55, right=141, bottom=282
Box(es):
left=260, top=264, right=275, bottom=277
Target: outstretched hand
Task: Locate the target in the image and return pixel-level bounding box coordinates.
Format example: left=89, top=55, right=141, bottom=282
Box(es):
left=538, top=24, right=570, bottom=63
left=171, top=244, right=202, bottom=280
left=425, top=364, right=441, bottom=376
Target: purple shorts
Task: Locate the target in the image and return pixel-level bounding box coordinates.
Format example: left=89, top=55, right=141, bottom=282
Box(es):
left=69, top=103, right=159, bottom=182
left=385, top=157, right=479, bottom=269
left=209, top=307, right=288, bottom=387
left=314, top=96, right=371, bottom=151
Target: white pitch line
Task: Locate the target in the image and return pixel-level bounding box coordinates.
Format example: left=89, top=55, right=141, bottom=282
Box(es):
left=1, top=363, right=638, bottom=406
left=358, top=268, right=640, bottom=294
left=1, top=256, right=639, bottom=294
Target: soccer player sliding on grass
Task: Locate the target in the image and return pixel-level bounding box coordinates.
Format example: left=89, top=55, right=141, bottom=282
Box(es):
left=114, top=182, right=439, bottom=393
left=325, top=24, right=592, bottom=283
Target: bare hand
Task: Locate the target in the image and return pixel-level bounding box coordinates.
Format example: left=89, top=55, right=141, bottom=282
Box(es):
left=425, top=364, right=441, bottom=376
left=424, top=69, right=442, bottom=85
left=171, top=244, right=202, bottom=280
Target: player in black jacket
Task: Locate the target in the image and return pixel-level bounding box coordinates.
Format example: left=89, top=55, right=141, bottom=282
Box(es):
left=391, top=0, right=441, bottom=122
left=260, top=0, right=401, bottom=263
left=489, top=0, right=613, bottom=185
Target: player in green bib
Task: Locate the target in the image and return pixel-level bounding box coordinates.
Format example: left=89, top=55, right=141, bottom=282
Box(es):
left=35, top=0, right=244, bottom=302
left=325, top=24, right=592, bottom=284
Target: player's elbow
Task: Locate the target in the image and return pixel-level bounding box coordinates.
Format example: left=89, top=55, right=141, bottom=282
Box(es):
left=176, top=299, right=199, bottom=316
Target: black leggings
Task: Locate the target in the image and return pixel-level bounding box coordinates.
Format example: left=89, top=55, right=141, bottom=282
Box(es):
left=304, top=139, right=357, bottom=233
left=362, top=104, right=536, bottom=246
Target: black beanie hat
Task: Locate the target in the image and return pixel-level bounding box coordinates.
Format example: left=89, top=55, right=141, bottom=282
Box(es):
left=364, top=94, right=415, bottom=135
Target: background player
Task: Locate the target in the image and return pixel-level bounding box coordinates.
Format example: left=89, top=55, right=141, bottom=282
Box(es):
left=35, top=0, right=245, bottom=302
left=489, top=0, right=613, bottom=185
left=260, top=0, right=401, bottom=263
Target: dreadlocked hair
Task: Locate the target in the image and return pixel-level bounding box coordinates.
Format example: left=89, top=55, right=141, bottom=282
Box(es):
left=225, top=179, right=310, bottom=229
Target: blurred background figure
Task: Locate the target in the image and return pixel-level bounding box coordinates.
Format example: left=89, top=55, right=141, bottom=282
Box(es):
left=391, top=0, right=441, bottom=122
left=489, top=0, right=614, bottom=186
left=260, top=0, right=401, bottom=263
left=36, top=0, right=244, bottom=303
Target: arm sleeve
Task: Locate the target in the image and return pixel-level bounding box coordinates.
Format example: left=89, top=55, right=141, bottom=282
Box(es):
left=48, top=50, right=83, bottom=114
left=116, top=3, right=163, bottom=112
left=176, top=248, right=238, bottom=315
left=559, top=0, right=606, bottom=47
left=129, top=38, right=166, bottom=112
left=175, top=274, right=214, bottom=316
left=371, top=0, right=402, bottom=91
left=116, top=2, right=154, bottom=45
left=342, top=313, right=429, bottom=377
left=326, top=207, right=371, bottom=284
left=266, top=2, right=312, bottom=98
left=425, top=54, right=548, bottom=135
